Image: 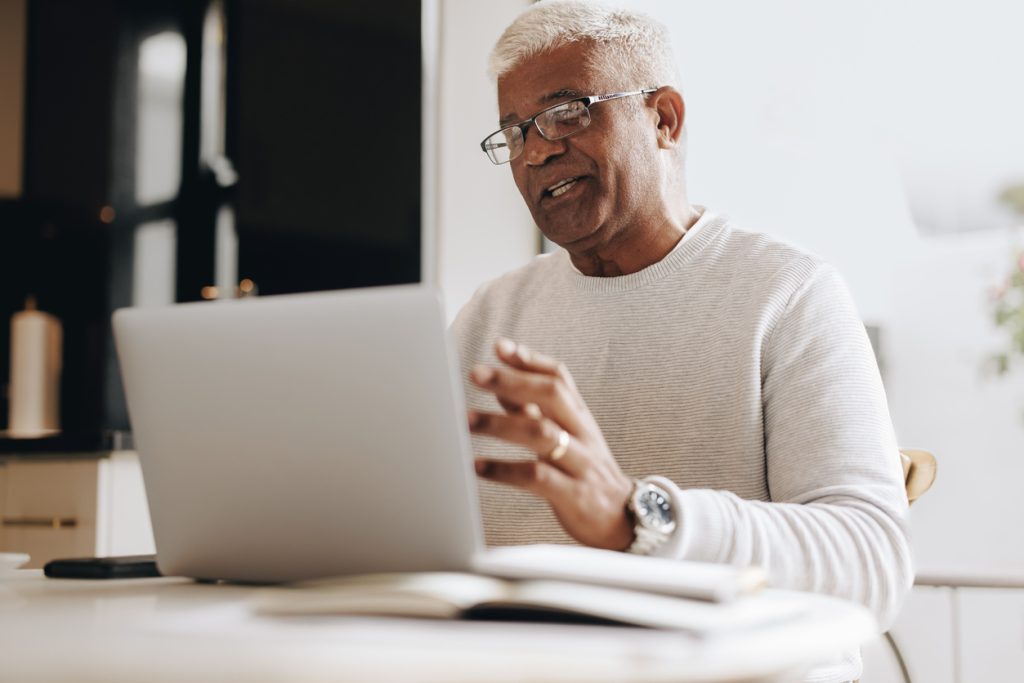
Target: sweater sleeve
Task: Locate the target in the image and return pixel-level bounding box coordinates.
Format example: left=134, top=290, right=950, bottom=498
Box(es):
left=655, top=263, right=913, bottom=629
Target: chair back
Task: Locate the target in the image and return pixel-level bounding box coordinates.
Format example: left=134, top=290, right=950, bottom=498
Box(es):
left=899, top=449, right=937, bottom=505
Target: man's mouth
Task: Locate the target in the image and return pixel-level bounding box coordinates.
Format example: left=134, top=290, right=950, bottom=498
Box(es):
left=545, top=177, right=580, bottom=198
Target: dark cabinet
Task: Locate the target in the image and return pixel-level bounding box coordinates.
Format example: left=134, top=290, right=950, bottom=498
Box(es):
left=0, top=0, right=424, bottom=451
left=232, top=0, right=422, bottom=295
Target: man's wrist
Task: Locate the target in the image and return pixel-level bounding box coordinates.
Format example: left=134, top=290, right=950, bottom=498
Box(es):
left=616, top=504, right=638, bottom=552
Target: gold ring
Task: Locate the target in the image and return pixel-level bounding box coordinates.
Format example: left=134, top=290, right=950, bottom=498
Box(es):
left=547, top=429, right=570, bottom=461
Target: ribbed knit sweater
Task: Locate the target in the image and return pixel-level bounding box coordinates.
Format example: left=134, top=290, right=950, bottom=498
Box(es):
left=453, top=210, right=913, bottom=683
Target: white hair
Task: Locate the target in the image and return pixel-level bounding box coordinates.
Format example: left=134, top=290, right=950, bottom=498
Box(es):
left=488, top=0, right=681, bottom=89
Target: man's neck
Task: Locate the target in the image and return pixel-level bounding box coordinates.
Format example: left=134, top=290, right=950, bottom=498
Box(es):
left=568, top=204, right=703, bottom=277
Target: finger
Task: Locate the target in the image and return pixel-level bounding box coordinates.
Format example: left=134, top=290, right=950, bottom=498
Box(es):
left=495, top=396, right=543, bottom=419
left=468, top=411, right=583, bottom=474
left=474, top=457, right=575, bottom=499
left=469, top=350, right=538, bottom=416
left=495, top=339, right=580, bottom=392
left=470, top=364, right=585, bottom=433
left=467, top=396, right=539, bottom=418
left=495, top=399, right=542, bottom=419
left=496, top=396, right=521, bottom=414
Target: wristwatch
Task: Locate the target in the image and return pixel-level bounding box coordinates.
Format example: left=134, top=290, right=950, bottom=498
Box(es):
left=626, top=477, right=677, bottom=556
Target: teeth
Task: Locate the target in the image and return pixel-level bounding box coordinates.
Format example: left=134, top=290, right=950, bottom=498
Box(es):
left=550, top=179, right=578, bottom=197
left=547, top=177, right=577, bottom=192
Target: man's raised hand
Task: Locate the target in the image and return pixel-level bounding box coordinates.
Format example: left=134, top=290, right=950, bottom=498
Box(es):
left=468, top=338, right=635, bottom=550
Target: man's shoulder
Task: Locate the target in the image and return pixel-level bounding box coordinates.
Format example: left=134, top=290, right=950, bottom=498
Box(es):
left=717, top=219, right=822, bottom=270
left=710, top=217, right=830, bottom=291
left=452, top=250, right=564, bottom=337
left=468, top=250, right=564, bottom=304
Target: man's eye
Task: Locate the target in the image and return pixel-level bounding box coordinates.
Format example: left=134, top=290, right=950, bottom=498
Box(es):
left=552, top=105, right=584, bottom=122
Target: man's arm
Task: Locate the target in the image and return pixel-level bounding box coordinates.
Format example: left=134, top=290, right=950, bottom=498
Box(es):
left=654, top=264, right=913, bottom=628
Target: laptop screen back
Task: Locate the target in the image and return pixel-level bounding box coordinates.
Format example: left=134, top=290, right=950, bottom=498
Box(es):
left=113, top=285, right=482, bottom=582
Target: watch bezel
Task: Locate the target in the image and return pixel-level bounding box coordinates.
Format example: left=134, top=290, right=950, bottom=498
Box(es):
left=634, top=485, right=675, bottom=532
left=631, top=482, right=676, bottom=535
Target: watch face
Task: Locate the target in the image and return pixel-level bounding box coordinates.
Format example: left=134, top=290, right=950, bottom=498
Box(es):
left=637, top=488, right=673, bottom=529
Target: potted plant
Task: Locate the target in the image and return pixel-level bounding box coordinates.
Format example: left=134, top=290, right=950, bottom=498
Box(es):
left=990, top=184, right=1024, bottom=377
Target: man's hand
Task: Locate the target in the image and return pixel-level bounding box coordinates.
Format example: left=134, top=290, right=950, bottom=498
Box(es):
left=468, top=338, right=635, bottom=551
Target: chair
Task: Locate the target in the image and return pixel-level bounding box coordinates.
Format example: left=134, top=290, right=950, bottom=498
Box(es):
left=900, top=449, right=937, bottom=506
left=882, top=448, right=937, bottom=683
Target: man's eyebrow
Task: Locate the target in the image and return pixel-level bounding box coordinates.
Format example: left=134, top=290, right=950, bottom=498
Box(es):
left=541, top=88, right=583, bottom=104
left=498, top=89, right=584, bottom=128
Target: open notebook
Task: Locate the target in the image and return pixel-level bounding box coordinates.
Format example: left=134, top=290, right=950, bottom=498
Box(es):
left=252, top=550, right=789, bottom=636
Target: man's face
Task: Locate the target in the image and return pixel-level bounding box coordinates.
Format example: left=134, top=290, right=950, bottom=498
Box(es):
left=497, top=43, right=662, bottom=251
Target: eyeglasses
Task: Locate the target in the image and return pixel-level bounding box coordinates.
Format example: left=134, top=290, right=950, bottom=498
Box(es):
left=480, top=88, right=658, bottom=165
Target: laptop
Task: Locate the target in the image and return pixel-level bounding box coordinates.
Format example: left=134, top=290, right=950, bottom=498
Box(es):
left=114, top=285, right=759, bottom=600
left=114, top=285, right=483, bottom=582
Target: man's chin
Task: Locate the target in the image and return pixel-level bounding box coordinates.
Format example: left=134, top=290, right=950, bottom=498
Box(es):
left=531, top=202, right=606, bottom=249
left=538, top=223, right=601, bottom=251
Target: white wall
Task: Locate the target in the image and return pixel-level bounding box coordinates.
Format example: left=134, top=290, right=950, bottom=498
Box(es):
left=0, top=0, right=26, bottom=197
left=434, top=0, right=537, bottom=320
left=886, top=230, right=1024, bottom=571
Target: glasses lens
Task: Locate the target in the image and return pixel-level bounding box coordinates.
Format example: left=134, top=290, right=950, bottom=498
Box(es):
left=537, top=100, right=591, bottom=140
left=482, top=127, right=522, bottom=164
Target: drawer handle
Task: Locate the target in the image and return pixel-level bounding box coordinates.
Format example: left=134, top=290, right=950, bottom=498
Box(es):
left=1, top=516, right=78, bottom=529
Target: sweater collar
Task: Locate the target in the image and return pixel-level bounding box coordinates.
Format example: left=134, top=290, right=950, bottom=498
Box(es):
left=561, top=209, right=727, bottom=293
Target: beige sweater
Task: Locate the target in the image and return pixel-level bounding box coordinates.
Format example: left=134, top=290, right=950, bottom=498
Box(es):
left=453, top=210, right=912, bottom=683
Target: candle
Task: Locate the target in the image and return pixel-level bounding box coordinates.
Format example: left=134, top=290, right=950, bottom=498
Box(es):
left=7, top=296, right=62, bottom=438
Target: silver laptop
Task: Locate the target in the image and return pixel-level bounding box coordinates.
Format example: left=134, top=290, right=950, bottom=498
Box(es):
left=113, top=285, right=483, bottom=583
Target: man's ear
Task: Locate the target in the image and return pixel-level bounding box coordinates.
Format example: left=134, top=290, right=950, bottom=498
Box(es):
left=649, top=86, right=685, bottom=150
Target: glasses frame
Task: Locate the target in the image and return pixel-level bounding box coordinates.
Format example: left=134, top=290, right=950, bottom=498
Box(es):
left=480, top=88, right=659, bottom=165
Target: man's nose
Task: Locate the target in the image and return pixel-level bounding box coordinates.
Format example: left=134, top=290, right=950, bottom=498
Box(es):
left=522, top=126, right=567, bottom=166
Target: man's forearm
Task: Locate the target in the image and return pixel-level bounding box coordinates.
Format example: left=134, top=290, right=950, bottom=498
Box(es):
left=652, top=482, right=913, bottom=629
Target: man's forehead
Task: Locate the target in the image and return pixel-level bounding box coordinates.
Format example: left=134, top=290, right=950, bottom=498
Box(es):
left=496, top=43, right=607, bottom=125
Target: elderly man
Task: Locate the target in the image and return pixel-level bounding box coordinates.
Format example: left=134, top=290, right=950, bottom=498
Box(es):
left=454, top=2, right=911, bottom=680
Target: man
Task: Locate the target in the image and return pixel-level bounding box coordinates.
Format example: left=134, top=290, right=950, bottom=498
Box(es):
left=454, top=2, right=911, bottom=680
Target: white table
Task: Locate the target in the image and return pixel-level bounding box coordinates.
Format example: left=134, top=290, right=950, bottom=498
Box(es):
left=0, top=570, right=875, bottom=683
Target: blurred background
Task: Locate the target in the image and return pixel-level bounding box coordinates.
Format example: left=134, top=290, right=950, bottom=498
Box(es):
left=1, top=0, right=1022, bottom=680
left=0, top=0, right=423, bottom=450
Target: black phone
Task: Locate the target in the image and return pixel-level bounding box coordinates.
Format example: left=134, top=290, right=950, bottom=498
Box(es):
left=44, top=555, right=161, bottom=579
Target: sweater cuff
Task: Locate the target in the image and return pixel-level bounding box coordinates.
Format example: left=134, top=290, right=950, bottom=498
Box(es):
left=646, top=480, right=729, bottom=563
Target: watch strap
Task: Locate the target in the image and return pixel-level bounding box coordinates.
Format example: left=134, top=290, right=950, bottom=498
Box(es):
left=626, top=522, right=667, bottom=556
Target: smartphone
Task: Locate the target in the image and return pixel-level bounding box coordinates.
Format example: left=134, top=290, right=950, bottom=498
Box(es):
left=44, top=555, right=160, bottom=579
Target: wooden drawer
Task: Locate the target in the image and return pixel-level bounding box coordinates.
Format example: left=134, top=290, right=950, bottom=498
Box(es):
left=0, top=452, right=154, bottom=568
